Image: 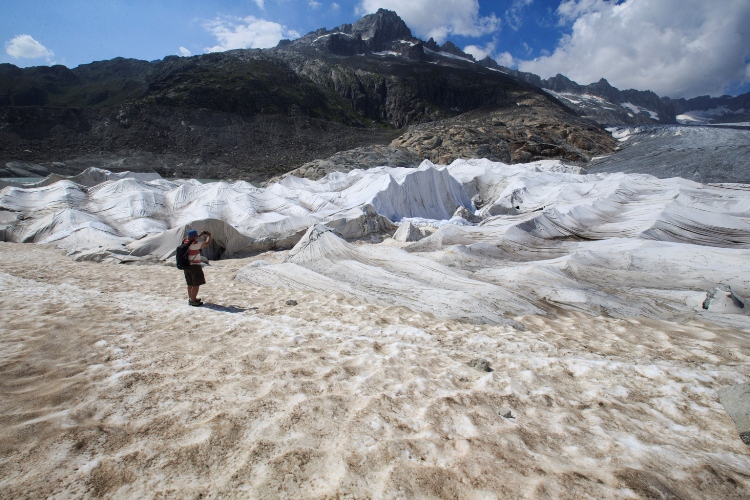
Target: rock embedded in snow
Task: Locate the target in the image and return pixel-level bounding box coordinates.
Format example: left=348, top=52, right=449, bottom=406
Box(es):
left=286, top=299, right=298, bottom=306
left=452, top=206, right=481, bottom=223
left=393, top=221, right=423, bottom=242
left=248, top=260, right=271, bottom=267
left=718, top=383, right=750, bottom=446
left=468, top=358, right=492, bottom=372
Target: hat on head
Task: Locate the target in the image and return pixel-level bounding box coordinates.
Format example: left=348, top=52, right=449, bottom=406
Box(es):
left=187, top=229, right=199, bottom=238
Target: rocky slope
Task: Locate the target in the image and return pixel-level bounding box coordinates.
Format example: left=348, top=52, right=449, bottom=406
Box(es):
left=1, top=10, right=617, bottom=181
left=273, top=92, right=616, bottom=182
left=0, top=104, right=399, bottom=181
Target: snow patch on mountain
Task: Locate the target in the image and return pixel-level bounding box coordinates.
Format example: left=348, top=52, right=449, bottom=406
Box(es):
left=621, top=102, right=659, bottom=120
left=424, top=47, right=474, bottom=63
left=545, top=90, right=618, bottom=110
left=676, top=106, right=746, bottom=124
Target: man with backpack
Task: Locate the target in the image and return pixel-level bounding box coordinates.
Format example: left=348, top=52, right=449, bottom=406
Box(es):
left=178, top=229, right=211, bottom=306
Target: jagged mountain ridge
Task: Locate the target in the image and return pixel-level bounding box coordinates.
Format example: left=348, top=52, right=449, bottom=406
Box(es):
left=2, top=10, right=614, bottom=179
left=0, top=10, right=550, bottom=127
left=479, top=59, right=750, bottom=126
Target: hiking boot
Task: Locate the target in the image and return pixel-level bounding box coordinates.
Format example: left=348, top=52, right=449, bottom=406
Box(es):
left=189, top=299, right=203, bottom=307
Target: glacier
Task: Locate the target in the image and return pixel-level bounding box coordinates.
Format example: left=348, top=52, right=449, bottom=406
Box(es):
left=2, top=159, right=749, bottom=330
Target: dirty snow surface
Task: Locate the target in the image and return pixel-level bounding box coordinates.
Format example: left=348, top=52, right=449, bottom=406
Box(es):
left=2, top=158, right=750, bottom=498
left=591, top=125, right=750, bottom=184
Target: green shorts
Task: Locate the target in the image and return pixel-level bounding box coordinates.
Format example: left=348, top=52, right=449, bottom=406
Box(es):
left=184, top=265, right=206, bottom=286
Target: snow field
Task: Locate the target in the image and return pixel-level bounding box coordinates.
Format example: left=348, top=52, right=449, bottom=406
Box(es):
left=1, top=243, right=749, bottom=498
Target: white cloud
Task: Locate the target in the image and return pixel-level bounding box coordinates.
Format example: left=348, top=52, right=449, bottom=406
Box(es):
left=253, top=0, right=265, bottom=9
left=331, top=2, right=340, bottom=8
left=464, top=41, right=495, bottom=61
left=178, top=46, right=192, bottom=57
left=505, top=0, right=534, bottom=31
left=464, top=41, right=515, bottom=68
left=308, top=0, right=321, bottom=8
left=204, top=16, right=300, bottom=52
left=495, top=51, right=516, bottom=68
left=356, top=0, right=499, bottom=42
left=5, top=34, right=55, bottom=63
left=518, top=0, right=750, bottom=98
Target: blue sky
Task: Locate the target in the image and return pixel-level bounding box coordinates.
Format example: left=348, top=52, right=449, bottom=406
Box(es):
left=2, top=0, right=749, bottom=98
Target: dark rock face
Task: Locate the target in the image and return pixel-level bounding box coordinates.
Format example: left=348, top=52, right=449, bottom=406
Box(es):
left=0, top=105, right=400, bottom=181
left=281, top=51, right=537, bottom=128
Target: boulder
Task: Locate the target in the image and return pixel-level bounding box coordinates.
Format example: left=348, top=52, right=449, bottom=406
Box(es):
left=393, top=221, right=423, bottom=242
left=468, top=358, right=493, bottom=372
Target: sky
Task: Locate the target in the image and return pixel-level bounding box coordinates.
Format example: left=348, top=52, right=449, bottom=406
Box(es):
left=2, top=0, right=749, bottom=99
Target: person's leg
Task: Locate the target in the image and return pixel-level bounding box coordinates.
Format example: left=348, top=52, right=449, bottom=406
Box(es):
left=194, top=266, right=206, bottom=302
left=187, top=285, right=192, bottom=300
left=192, top=286, right=200, bottom=301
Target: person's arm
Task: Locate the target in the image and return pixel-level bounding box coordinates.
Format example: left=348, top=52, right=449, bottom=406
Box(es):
left=200, top=231, right=211, bottom=248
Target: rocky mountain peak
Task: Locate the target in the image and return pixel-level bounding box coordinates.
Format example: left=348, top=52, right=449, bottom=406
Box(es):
left=350, top=9, right=413, bottom=50
left=478, top=56, right=501, bottom=70
left=544, top=74, right=579, bottom=92
left=290, top=8, right=415, bottom=55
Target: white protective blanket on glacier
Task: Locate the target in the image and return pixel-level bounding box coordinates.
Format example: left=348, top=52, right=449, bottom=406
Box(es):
left=238, top=159, right=750, bottom=328
left=0, top=164, right=474, bottom=257
left=2, top=161, right=750, bottom=328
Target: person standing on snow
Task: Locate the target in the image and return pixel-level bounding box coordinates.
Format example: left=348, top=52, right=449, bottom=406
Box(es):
left=183, top=229, right=211, bottom=306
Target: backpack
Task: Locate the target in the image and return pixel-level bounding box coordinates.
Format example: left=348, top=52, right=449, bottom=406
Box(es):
left=175, top=239, right=192, bottom=270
